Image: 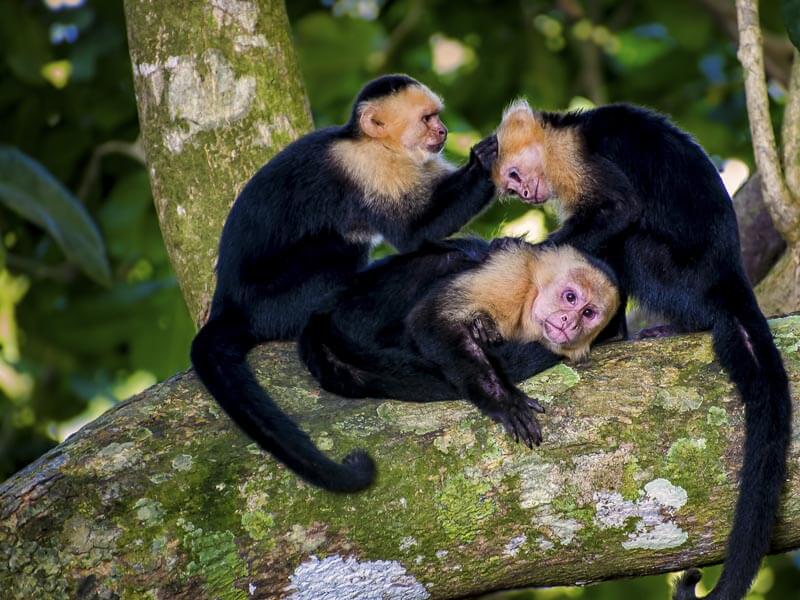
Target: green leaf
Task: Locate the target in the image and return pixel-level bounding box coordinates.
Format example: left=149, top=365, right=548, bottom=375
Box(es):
left=0, top=146, right=111, bottom=286
left=784, top=0, right=800, bottom=51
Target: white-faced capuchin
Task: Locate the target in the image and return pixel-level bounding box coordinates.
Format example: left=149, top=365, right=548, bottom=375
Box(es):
left=493, top=100, right=791, bottom=600
left=191, top=75, right=502, bottom=493
left=299, top=237, right=620, bottom=448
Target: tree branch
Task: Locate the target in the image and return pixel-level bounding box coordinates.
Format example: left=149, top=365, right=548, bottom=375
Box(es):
left=736, top=0, right=800, bottom=243
left=698, top=0, right=793, bottom=85
left=124, top=0, right=313, bottom=326
left=782, top=50, right=800, bottom=200
left=2, top=316, right=800, bottom=598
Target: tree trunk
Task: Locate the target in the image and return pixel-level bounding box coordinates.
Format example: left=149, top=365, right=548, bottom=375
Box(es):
left=2, top=316, right=799, bottom=599
left=124, top=0, right=312, bottom=326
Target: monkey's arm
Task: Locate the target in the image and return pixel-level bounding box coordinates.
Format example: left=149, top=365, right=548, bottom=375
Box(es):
left=382, top=136, right=498, bottom=252
left=407, top=291, right=544, bottom=447
left=546, top=158, right=642, bottom=255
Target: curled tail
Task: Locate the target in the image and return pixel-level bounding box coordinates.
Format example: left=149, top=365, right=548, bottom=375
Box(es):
left=190, top=312, right=375, bottom=492
left=674, top=282, right=791, bottom=600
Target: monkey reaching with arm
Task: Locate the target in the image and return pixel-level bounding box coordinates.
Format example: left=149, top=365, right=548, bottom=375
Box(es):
left=299, top=237, right=620, bottom=448
left=190, top=75, right=498, bottom=492
left=493, top=100, right=791, bottom=600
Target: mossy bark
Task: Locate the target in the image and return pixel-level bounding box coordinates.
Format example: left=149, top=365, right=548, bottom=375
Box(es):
left=2, top=316, right=799, bottom=599
left=124, top=0, right=312, bottom=326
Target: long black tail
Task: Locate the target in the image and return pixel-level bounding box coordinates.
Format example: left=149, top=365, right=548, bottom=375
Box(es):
left=190, top=312, right=375, bottom=492
left=674, top=282, right=791, bottom=600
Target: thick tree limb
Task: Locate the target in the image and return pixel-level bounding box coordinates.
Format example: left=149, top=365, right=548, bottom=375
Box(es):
left=736, top=0, right=800, bottom=243
left=783, top=51, right=800, bottom=200
left=124, top=0, right=312, bottom=325
left=2, top=316, right=799, bottom=599
left=733, top=173, right=786, bottom=285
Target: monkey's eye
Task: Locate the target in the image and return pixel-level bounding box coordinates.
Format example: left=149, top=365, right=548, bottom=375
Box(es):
left=564, top=290, right=577, bottom=304
left=422, top=113, right=437, bottom=123
left=582, top=308, right=596, bottom=319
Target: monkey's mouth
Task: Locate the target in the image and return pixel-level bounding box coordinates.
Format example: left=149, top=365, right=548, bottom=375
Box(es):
left=427, top=141, right=446, bottom=154
left=544, top=321, right=573, bottom=345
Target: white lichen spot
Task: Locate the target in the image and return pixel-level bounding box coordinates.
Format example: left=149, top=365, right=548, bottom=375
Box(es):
left=435, top=550, right=448, bottom=560
left=172, top=454, right=194, bottom=471
left=594, top=478, right=688, bottom=551
left=164, top=49, right=256, bottom=154
left=399, top=536, right=418, bottom=552
left=209, top=0, right=259, bottom=33
left=286, top=555, right=430, bottom=600
left=656, top=386, right=703, bottom=412
left=234, top=34, right=269, bottom=52
left=249, top=582, right=257, bottom=595
left=91, top=442, right=142, bottom=473
left=134, top=498, right=164, bottom=526
left=504, top=534, right=526, bottom=556
left=622, top=522, right=688, bottom=550
left=176, top=204, right=187, bottom=217
left=644, top=478, right=688, bottom=509
left=254, top=115, right=298, bottom=148
left=134, top=62, right=165, bottom=105
left=539, top=516, right=582, bottom=546
left=538, top=538, right=555, bottom=551
left=510, top=461, right=565, bottom=509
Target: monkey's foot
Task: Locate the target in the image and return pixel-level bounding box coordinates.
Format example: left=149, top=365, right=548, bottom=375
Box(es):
left=470, top=312, right=504, bottom=347
left=635, top=324, right=677, bottom=339
left=491, top=391, right=545, bottom=449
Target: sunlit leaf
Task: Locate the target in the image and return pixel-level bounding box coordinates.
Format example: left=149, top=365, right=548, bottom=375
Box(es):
left=783, top=0, right=800, bottom=51
left=0, top=146, right=111, bottom=286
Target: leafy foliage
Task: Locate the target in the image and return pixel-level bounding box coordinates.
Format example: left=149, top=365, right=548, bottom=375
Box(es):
left=0, top=0, right=798, bottom=597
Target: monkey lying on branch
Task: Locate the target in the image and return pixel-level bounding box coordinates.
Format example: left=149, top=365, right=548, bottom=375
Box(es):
left=300, top=237, right=620, bottom=449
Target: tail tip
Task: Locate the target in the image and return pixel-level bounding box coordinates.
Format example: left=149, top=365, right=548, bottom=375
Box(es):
left=673, top=568, right=702, bottom=600
left=341, top=449, right=377, bottom=491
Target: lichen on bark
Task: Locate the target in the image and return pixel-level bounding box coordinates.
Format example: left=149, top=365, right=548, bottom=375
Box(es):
left=124, top=0, right=313, bottom=326
left=2, top=316, right=799, bottom=599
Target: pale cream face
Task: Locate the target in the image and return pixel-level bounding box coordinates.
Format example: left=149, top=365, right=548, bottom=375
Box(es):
left=358, top=84, right=446, bottom=163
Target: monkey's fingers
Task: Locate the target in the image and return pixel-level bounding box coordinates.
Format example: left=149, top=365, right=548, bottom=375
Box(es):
left=472, top=134, right=498, bottom=171
left=514, top=411, right=542, bottom=448
left=525, top=396, right=546, bottom=413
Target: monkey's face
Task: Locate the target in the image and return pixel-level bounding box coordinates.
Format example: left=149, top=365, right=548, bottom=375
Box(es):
left=358, top=85, right=446, bottom=163
left=531, top=266, right=618, bottom=358
left=492, top=100, right=552, bottom=203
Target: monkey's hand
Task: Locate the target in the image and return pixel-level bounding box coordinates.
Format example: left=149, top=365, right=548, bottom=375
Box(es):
left=491, top=390, right=545, bottom=448
left=469, top=134, right=498, bottom=173
left=470, top=312, right=504, bottom=347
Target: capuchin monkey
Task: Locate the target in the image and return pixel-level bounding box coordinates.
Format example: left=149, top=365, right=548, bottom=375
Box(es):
left=191, top=75, right=500, bottom=493
left=493, top=100, right=791, bottom=600
left=299, top=237, right=620, bottom=449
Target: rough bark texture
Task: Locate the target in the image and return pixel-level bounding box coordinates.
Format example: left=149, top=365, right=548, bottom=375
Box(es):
left=736, top=0, right=800, bottom=243
left=124, top=0, right=313, bottom=326
left=732, top=173, right=786, bottom=286
left=2, top=316, right=799, bottom=600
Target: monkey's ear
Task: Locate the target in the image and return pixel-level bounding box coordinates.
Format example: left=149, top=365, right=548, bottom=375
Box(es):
left=359, top=106, right=388, bottom=138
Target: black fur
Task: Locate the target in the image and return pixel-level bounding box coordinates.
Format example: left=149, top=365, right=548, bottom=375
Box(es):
left=299, top=237, right=596, bottom=448
left=190, top=76, right=497, bottom=492
left=540, top=104, right=791, bottom=600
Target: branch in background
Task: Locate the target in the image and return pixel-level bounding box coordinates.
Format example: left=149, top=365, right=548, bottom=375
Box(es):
left=736, top=0, right=800, bottom=243
left=782, top=50, right=800, bottom=199
left=556, top=0, right=608, bottom=104
left=699, top=0, right=793, bottom=85
left=76, top=138, right=146, bottom=202
left=732, top=173, right=786, bottom=284
left=376, top=0, right=425, bottom=71
left=5, top=253, right=76, bottom=283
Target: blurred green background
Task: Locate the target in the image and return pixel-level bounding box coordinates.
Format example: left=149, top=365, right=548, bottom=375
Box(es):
left=0, top=0, right=797, bottom=597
